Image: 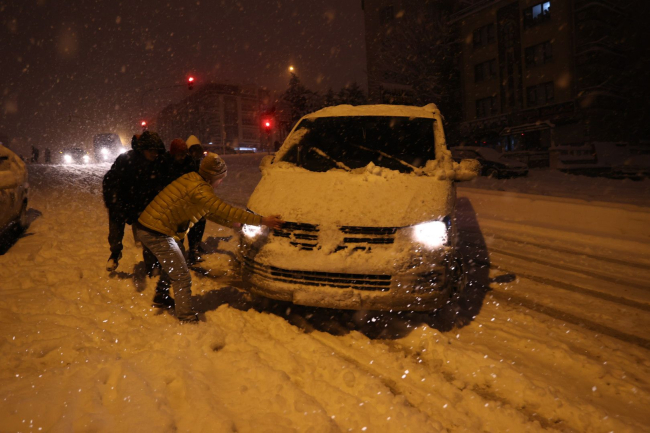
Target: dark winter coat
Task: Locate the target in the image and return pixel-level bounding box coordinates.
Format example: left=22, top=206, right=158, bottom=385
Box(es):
left=102, top=150, right=173, bottom=224
left=165, top=153, right=198, bottom=181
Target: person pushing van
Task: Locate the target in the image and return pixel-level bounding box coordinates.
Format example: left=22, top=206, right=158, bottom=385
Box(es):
left=134, top=152, right=283, bottom=323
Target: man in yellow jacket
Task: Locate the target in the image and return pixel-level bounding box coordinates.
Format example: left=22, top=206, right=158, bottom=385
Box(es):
left=135, top=153, right=283, bottom=323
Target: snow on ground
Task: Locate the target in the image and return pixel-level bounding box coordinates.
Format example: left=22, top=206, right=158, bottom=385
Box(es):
left=462, top=168, right=650, bottom=208
left=1, top=156, right=649, bottom=432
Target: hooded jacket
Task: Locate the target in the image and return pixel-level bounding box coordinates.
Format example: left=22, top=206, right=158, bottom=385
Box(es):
left=102, top=133, right=172, bottom=223
left=138, top=172, right=262, bottom=240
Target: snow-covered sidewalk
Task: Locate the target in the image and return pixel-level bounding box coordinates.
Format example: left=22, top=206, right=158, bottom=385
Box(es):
left=0, top=162, right=649, bottom=432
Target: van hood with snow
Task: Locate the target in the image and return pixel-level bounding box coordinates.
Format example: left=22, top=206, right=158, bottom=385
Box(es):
left=247, top=164, right=454, bottom=227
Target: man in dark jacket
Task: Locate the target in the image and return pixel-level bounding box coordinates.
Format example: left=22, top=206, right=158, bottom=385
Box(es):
left=102, top=131, right=169, bottom=271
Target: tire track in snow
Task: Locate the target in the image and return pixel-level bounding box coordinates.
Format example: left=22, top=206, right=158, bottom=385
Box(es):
left=297, top=322, right=552, bottom=432
left=484, top=232, right=650, bottom=270
left=488, top=287, right=650, bottom=351
left=492, top=263, right=650, bottom=313
left=489, top=247, right=650, bottom=293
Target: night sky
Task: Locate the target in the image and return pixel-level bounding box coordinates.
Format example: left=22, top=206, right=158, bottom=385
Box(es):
left=0, top=0, right=367, bottom=154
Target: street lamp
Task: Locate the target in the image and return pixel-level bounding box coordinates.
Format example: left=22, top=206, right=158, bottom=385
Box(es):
left=288, top=65, right=295, bottom=73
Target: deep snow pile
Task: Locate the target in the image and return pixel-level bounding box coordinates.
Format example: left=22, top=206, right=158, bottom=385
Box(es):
left=0, top=159, right=649, bottom=432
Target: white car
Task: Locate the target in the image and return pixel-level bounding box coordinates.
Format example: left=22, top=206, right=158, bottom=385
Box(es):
left=0, top=144, right=29, bottom=236
left=240, top=104, right=479, bottom=311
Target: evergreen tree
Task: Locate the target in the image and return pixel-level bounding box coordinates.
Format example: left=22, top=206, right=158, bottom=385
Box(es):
left=283, top=73, right=310, bottom=124
left=323, top=88, right=337, bottom=107
left=337, top=82, right=367, bottom=106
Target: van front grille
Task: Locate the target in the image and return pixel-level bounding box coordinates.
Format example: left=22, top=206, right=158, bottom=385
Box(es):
left=243, top=257, right=391, bottom=291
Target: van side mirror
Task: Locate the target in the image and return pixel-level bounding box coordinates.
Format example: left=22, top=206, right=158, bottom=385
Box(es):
left=454, top=159, right=481, bottom=181
left=259, top=155, right=274, bottom=171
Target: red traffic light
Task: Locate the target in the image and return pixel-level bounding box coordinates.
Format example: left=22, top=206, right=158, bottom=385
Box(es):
left=141, top=120, right=147, bottom=127
left=188, top=76, right=195, bottom=90
left=262, top=118, right=273, bottom=133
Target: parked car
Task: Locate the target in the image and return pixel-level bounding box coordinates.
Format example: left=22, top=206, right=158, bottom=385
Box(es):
left=93, top=133, right=126, bottom=162
left=239, top=104, right=479, bottom=311
left=59, top=147, right=90, bottom=164
left=451, top=146, right=528, bottom=178
left=0, top=144, right=29, bottom=236
left=611, top=154, right=650, bottom=180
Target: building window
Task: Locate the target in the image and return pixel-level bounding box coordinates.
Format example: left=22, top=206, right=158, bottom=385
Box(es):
left=473, top=23, right=495, bottom=48
left=476, top=96, right=498, bottom=118
left=526, top=82, right=554, bottom=107
left=524, top=2, right=551, bottom=28
left=474, top=59, right=497, bottom=82
left=379, top=6, right=394, bottom=26
left=525, top=41, right=553, bottom=67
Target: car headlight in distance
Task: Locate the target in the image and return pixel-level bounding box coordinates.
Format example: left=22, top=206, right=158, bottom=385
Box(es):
left=242, top=224, right=263, bottom=239
left=119, top=147, right=127, bottom=154
left=412, top=220, right=448, bottom=249
left=101, top=148, right=109, bottom=156
left=83, top=155, right=90, bottom=163
left=63, top=154, right=73, bottom=163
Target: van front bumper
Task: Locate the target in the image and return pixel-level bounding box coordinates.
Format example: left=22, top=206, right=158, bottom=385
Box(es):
left=241, top=253, right=454, bottom=311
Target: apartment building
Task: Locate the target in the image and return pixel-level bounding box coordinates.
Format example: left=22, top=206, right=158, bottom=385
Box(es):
left=452, top=0, right=630, bottom=166
left=155, top=83, right=271, bottom=153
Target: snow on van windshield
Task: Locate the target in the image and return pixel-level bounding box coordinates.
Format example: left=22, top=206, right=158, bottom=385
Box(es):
left=279, top=116, right=436, bottom=173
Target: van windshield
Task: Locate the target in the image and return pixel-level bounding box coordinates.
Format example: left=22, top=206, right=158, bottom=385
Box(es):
left=279, top=116, right=436, bottom=173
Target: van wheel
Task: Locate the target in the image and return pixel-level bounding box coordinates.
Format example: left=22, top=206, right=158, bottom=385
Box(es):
left=450, top=255, right=467, bottom=302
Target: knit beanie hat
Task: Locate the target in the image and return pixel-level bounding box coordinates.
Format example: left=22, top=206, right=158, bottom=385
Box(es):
left=169, top=138, right=187, bottom=156
left=199, top=152, right=227, bottom=180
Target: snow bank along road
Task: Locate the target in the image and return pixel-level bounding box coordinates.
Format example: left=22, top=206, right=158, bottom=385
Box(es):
left=1, top=158, right=649, bottom=432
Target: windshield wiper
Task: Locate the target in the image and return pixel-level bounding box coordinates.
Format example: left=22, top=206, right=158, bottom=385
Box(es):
left=351, top=143, right=418, bottom=172
left=308, top=147, right=352, bottom=171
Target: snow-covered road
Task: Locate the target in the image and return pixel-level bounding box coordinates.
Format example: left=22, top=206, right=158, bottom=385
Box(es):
left=1, top=158, right=649, bottom=432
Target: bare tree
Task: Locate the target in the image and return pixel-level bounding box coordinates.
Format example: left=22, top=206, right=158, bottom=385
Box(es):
left=374, top=2, right=459, bottom=116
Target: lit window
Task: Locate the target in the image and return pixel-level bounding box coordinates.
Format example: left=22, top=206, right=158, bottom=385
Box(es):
left=524, top=2, right=551, bottom=28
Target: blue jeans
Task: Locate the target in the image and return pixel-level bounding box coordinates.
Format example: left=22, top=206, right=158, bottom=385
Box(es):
left=134, top=224, right=195, bottom=321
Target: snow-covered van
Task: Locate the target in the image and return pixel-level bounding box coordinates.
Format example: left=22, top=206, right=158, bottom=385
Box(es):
left=240, top=104, right=479, bottom=311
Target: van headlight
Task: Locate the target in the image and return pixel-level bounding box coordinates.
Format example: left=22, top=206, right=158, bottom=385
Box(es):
left=83, top=155, right=90, bottom=163
left=242, top=224, right=264, bottom=239
left=63, top=154, right=73, bottom=163
left=412, top=220, right=449, bottom=249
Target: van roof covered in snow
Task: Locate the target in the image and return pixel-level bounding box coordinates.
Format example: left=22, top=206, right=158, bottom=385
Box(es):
left=304, top=103, right=439, bottom=119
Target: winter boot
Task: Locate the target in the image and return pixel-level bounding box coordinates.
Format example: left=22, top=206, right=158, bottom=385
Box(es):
left=106, top=252, right=122, bottom=272
left=188, top=248, right=204, bottom=265
left=152, top=291, right=175, bottom=309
